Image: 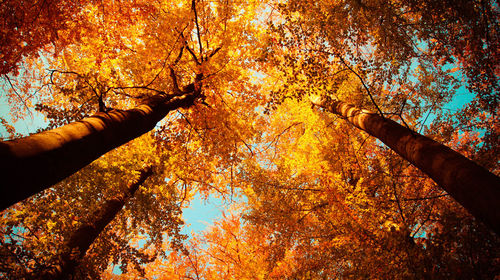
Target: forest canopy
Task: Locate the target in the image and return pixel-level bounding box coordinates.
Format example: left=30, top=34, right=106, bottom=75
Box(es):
left=0, top=0, right=499, bottom=279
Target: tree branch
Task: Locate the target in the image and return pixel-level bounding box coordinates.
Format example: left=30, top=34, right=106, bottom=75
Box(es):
left=308, top=49, right=385, bottom=117
left=192, top=0, right=204, bottom=62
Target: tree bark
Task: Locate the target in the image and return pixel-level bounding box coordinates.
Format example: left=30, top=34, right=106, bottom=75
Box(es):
left=312, top=97, right=500, bottom=235
left=37, top=167, right=153, bottom=280
left=0, top=80, right=201, bottom=211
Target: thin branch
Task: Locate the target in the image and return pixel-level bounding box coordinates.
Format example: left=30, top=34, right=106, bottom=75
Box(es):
left=264, top=122, right=303, bottom=151
left=4, top=75, right=34, bottom=118
left=206, top=90, right=253, bottom=157
left=308, top=49, right=385, bottom=117
left=178, top=30, right=201, bottom=65
left=355, top=134, right=371, bottom=153
left=177, top=110, right=204, bottom=140
left=397, top=98, right=412, bottom=130
left=170, top=67, right=181, bottom=94
left=240, top=139, right=254, bottom=156
left=192, top=0, right=203, bottom=62
left=419, top=103, right=435, bottom=133
left=390, top=180, right=406, bottom=223
left=208, top=46, right=222, bottom=58
left=179, top=175, right=226, bottom=196
left=335, top=53, right=385, bottom=117
left=109, top=85, right=165, bottom=95
left=48, top=70, right=105, bottom=111
left=411, top=197, right=438, bottom=238
left=176, top=181, right=188, bottom=207
left=173, top=46, right=185, bottom=65
left=390, top=193, right=450, bottom=202
left=297, top=202, right=329, bottom=224
left=143, top=27, right=188, bottom=88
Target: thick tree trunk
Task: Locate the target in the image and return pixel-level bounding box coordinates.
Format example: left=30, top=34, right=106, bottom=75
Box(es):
left=0, top=84, right=200, bottom=211
left=312, top=97, right=500, bottom=235
left=38, top=167, right=153, bottom=280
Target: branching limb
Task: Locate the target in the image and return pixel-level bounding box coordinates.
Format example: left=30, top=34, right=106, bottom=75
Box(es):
left=170, top=67, right=181, bottom=95
left=397, top=98, right=412, bottom=130
left=48, top=70, right=105, bottom=112
left=208, top=46, right=222, bottom=59
left=4, top=75, right=33, bottom=118
left=192, top=0, right=203, bottom=62
left=308, top=49, right=385, bottom=117
left=335, top=53, right=385, bottom=117
left=178, top=29, right=201, bottom=65
left=173, top=46, right=184, bottom=66
left=143, top=26, right=188, bottom=88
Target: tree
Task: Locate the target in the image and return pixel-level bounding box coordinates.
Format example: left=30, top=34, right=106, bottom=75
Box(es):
left=221, top=99, right=499, bottom=278
left=0, top=132, right=188, bottom=278
left=38, top=167, right=153, bottom=280
left=0, top=76, right=202, bottom=211
left=312, top=96, right=500, bottom=234
left=262, top=0, right=500, bottom=234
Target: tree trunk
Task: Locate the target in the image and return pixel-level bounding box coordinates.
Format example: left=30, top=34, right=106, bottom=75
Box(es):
left=0, top=81, right=201, bottom=211
left=39, top=167, right=153, bottom=280
left=312, top=97, right=500, bottom=235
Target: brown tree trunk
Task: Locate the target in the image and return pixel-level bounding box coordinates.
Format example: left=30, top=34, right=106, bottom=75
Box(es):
left=312, top=97, right=500, bottom=235
left=39, top=167, right=153, bottom=280
left=0, top=81, right=201, bottom=211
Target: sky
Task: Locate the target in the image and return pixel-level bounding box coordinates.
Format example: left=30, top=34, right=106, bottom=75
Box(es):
left=181, top=192, right=225, bottom=234
left=0, top=97, right=47, bottom=139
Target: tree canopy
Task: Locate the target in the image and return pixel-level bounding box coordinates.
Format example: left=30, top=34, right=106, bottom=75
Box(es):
left=0, top=0, right=499, bottom=278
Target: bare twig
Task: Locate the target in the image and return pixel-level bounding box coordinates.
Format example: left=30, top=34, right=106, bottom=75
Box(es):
left=397, top=98, right=412, bottom=130
left=308, top=49, right=385, bottom=117
left=264, top=122, right=303, bottom=151
left=390, top=193, right=449, bottom=202
left=191, top=0, right=204, bottom=61
left=178, top=31, right=201, bottom=65
left=4, top=75, right=34, bottom=118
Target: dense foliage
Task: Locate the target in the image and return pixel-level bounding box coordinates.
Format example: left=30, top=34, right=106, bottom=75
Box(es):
left=1, top=0, right=498, bottom=278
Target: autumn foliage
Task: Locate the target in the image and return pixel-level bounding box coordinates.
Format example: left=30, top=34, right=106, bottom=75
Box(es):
left=0, top=0, right=499, bottom=279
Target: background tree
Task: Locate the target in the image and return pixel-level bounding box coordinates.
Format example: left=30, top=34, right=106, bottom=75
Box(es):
left=119, top=98, right=499, bottom=279
left=39, top=166, right=153, bottom=280
left=0, top=133, right=186, bottom=279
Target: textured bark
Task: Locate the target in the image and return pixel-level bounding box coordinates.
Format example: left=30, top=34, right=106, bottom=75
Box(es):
left=37, top=167, right=153, bottom=280
left=0, top=83, right=201, bottom=211
left=313, top=97, right=500, bottom=235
